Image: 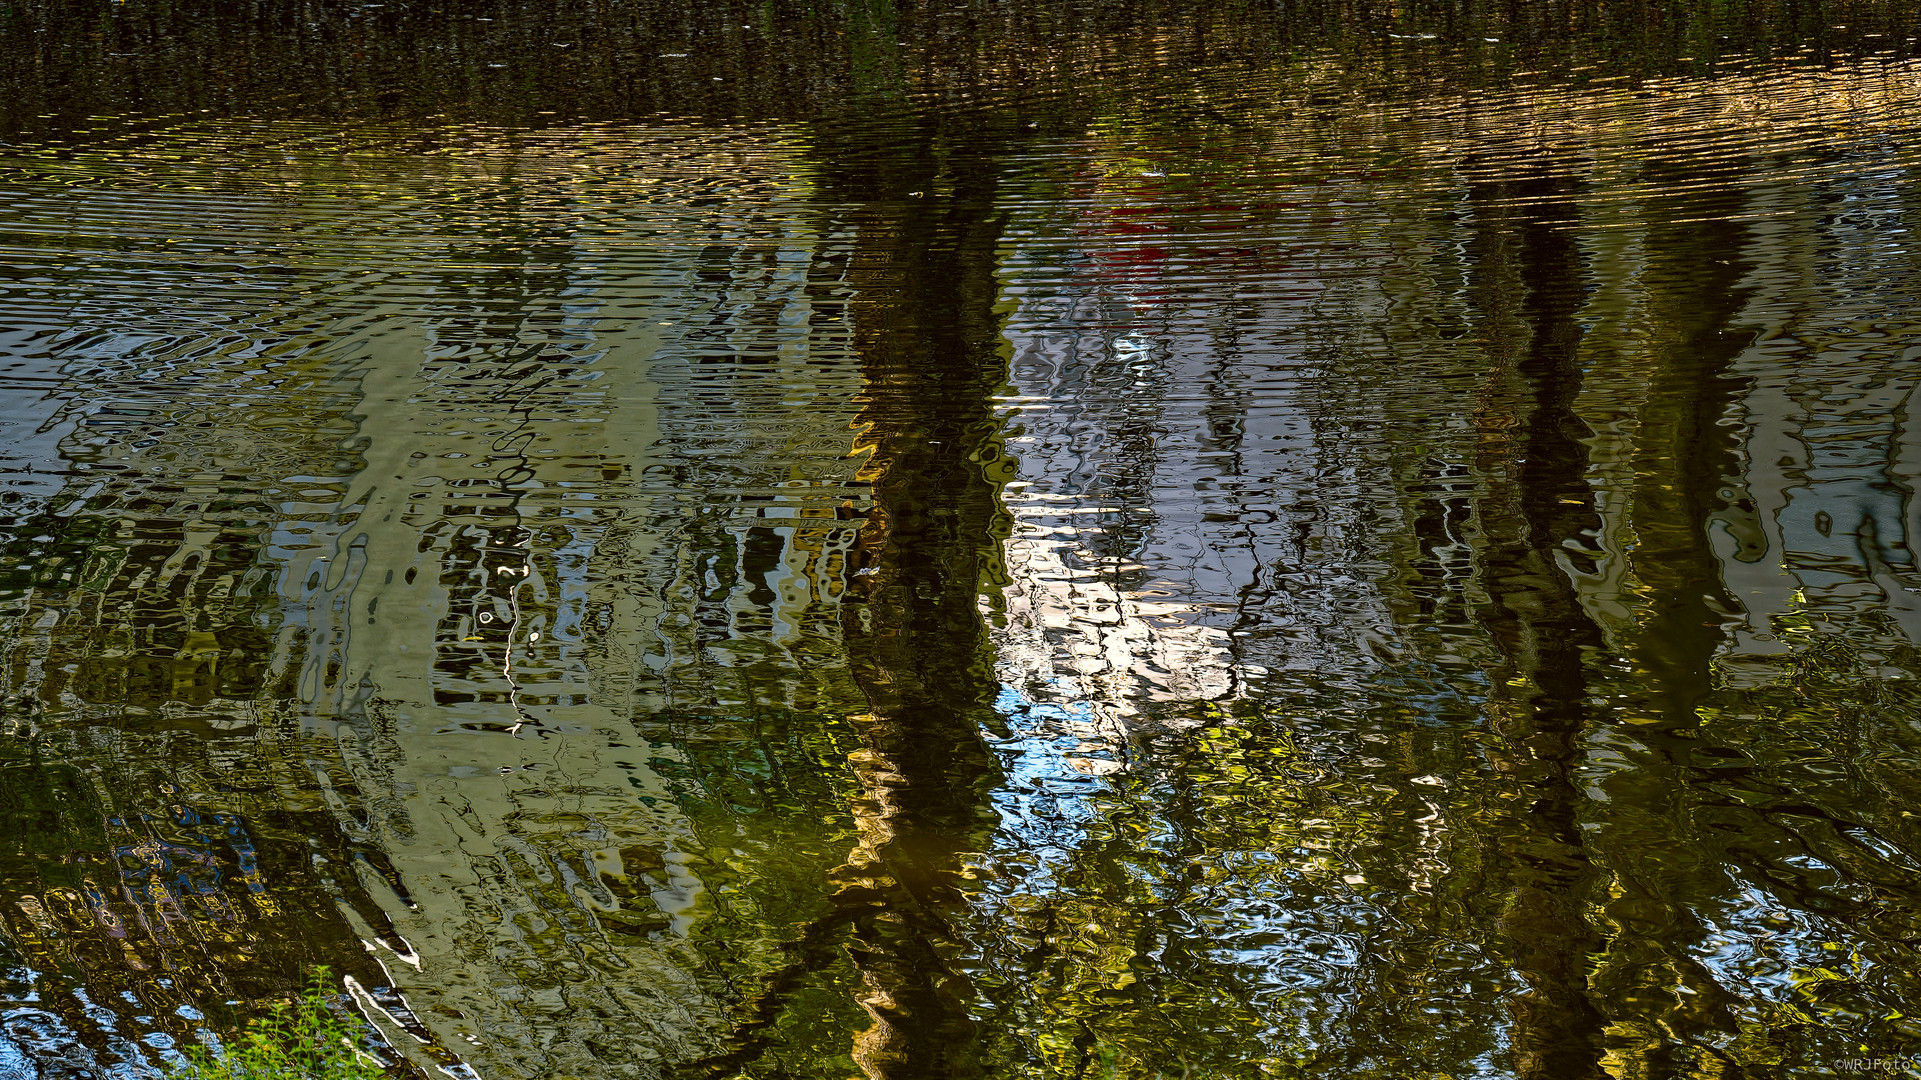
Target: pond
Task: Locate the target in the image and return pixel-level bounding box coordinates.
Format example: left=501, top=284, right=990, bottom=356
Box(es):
left=3, top=1, right=1921, bottom=1076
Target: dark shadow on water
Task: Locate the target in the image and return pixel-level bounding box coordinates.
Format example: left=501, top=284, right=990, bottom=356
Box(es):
left=677, top=118, right=1014, bottom=1079
left=1461, top=157, right=1608, bottom=1079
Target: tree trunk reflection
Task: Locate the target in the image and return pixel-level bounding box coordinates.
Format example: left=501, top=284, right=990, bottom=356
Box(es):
left=687, top=125, right=1012, bottom=1079
left=1465, top=161, right=1609, bottom=1080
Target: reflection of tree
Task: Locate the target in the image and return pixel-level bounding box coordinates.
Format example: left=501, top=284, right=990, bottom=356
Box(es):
left=1460, top=160, right=1607, bottom=1080
left=834, top=180, right=1011, bottom=1080
left=0, top=728, right=401, bottom=1074
left=1569, top=163, right=1921, bottom=1074
left=0, top=131, right=784, bottom=1076
left=0, top=240, right=409, bottom=1071
left=1567, top=174, right=1759, bottom=1074
left=685, top=118, right=1012, bottom=1077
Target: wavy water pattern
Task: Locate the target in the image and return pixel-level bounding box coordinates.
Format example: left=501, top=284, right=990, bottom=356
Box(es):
left=0, top=32, right=1918, bottom=1080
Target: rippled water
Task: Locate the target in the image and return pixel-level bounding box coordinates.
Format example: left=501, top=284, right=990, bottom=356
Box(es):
left=3, top=2, right=1921, bottom=1077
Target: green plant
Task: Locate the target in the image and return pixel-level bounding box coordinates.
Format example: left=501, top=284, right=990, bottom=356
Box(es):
left=168, top=968, right=390, bottom=1080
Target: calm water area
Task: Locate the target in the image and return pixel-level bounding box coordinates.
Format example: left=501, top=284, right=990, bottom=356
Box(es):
left=4, top=1, right=1921, bottom=1077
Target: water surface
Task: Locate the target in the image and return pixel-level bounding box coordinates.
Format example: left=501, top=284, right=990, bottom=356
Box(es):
left=3, top=3, right=1921, bottom=1077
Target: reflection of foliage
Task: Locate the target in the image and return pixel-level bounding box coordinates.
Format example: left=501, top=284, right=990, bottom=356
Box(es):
left=642, top=710, right=874, bottom=1074
left=961, top=704, right=1512, bottom=1079
left=167, top=967, right=390, bottom=1080
left=1580, top=632, right=1921, bottom=1075
left=0, top=722, right=406, bottom=1076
